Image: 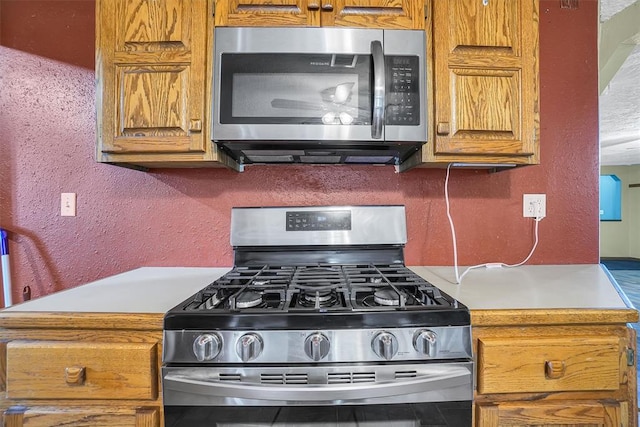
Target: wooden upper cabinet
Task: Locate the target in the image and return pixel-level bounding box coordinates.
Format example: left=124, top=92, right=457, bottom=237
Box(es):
left=426, top=0, right=539, bottom=165
left=97, top=0, right=214, bottom=160
left=214, top=0, right=424, bottom=29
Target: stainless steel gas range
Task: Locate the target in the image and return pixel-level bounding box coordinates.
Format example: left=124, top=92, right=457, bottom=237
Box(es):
left=162, top=206, right=473, bottom=426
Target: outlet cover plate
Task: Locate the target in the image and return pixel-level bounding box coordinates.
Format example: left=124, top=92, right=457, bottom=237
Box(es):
left=523, top=194, right=546, bottom=218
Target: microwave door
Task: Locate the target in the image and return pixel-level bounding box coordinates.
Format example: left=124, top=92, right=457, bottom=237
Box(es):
left=212, top=27, right=384, bottom=143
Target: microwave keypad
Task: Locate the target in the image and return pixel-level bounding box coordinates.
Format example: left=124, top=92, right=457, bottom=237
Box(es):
left=386, top=56, right=419, bottom=125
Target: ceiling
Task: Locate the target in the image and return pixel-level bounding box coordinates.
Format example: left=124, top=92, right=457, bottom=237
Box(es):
left=599, top=0, right=640, bottom=166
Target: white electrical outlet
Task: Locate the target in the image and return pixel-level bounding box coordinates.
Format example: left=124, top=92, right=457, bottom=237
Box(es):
left=61, top=193, right=77, bottom=217
left=523, top=194, right=546, bottom=218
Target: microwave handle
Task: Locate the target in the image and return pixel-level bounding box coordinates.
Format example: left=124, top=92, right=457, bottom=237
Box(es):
left=371, top=40, right=385, bottom=139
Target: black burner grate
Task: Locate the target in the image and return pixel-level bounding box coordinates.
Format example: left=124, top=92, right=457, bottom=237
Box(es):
left=180, top=263, right=455, bottom=313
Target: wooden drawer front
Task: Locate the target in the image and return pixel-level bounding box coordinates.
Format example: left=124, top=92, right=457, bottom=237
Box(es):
left=6, top=341, right=157, bottom=400
left=477, top=336, right=620, bottom=394
left=4, top=406, right=159, bottom=427
left=476, top=401, right=624, bottom=427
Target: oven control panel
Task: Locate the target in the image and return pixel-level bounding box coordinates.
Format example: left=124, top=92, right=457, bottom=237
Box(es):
left=286, top=210, right=351, bottom=231
left=163, top=326, right=472, bottom=365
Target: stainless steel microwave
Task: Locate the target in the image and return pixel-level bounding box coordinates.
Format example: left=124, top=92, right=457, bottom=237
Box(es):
left=211, top=27, right=427, bottom=167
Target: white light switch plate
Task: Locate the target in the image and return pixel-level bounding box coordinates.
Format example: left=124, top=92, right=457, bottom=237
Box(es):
left=61, top=193, right=76, bottom=217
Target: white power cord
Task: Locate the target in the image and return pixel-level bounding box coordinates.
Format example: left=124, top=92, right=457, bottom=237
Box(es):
left=445, top=164, right=544, bottom=284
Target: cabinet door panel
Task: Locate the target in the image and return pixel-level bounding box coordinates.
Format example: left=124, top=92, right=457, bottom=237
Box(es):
left=6, top=341, right=158, bottom=400
left=103, top=65, right=205, bottom=154
left=435, top=68, right=528, bottom=155
left=447, top=0, right=519, bottom=56
left=214, top=0, right=320, bottom=26
left=120, top=65, right=188, bottom=135
left=328, top=0, right=424, bottom=29
left=116, top=0, right=190, bottom=52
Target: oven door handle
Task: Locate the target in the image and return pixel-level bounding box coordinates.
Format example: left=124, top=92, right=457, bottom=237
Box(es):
left=163, top=369, right=470, bottom=402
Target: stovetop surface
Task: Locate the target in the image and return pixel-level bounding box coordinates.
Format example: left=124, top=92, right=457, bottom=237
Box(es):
left=181, top=263, right=458, bottom=312
left=164, top=263, right=470, bottom=330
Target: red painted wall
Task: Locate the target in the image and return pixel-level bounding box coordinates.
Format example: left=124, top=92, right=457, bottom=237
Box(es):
left=0, top=0, right=599, bottom=303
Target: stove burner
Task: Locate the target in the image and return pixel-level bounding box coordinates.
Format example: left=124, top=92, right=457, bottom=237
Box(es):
left=373, top=288, right=401, bottom=306
left=235, top=291, right=264, bottom=309
left=299, top=289, right=340, bottom=308
left=203, top=292, right=222, bottom=309
left=303, top=289, right=333, bottom=303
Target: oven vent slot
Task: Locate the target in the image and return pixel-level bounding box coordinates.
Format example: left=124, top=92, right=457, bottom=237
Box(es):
left=261, top=373, right=309, bottom=384
left=219, top=373, right=242, bottom=382
left=327, top=372, right=376, bottom=384
left=395, top=370, right=418, bottom=379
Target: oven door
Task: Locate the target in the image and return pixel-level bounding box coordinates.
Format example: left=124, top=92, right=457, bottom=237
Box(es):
left=163, top=362, right=472, bottom=426
left=164, top=402, right=471, bottom=427
left=212, top=27, right=426, bottom=144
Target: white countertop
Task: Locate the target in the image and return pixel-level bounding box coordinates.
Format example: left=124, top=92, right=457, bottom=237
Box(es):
left=4, top=267, right=231, bottom=313
left=3, top=264, right=633, bottom=313
left=410, top=264, right=631, bottom=310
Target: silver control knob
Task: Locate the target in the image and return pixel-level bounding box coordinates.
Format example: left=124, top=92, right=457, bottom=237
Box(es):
left=304, top=332, right=330, bottom=361
left=192, top=333, right=222, bottom=362
left=236, top=333, right=263, bottom=362
left=413, top=329, right=438, bottom=357
left=372, top=331, right=398, bottom=360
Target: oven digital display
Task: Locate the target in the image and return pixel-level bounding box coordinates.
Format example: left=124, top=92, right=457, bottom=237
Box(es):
left=286, top=210, right=351, bottom=231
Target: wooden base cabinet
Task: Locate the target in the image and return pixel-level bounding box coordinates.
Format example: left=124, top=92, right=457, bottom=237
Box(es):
left=1, top=311, right=636, bottom=427
left=473, top=321, right=638, bottom=427
left=0, top=314, right=164, bottom=427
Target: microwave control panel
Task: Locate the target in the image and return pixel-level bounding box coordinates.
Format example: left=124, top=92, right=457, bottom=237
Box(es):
left=385, top=56, right=420, bottom=126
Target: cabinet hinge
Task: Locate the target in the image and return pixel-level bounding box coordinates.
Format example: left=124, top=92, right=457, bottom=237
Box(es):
left=627, top=348, right=635, bottom=366
left=212, top=1, right=215, bottom=16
